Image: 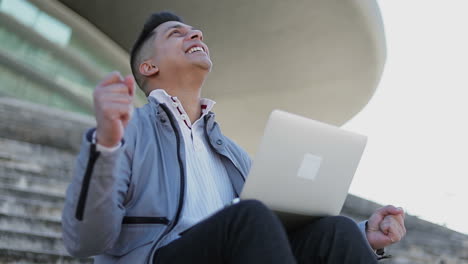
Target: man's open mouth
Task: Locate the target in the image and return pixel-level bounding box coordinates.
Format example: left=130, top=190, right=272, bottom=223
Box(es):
left=186, top=46, right=205, bottom=54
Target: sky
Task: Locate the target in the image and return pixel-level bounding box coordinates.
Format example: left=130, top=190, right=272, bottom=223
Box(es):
left=345, top=0, right=468, bottom=235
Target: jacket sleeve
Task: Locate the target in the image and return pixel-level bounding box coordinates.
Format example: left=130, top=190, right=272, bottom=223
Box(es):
left=61, top=126, right=135, bottom=258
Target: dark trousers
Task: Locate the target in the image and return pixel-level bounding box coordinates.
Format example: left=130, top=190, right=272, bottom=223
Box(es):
left=153, top=200, right=378, bottom=264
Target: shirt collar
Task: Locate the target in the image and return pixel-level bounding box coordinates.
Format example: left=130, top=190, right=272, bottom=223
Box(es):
left=149, top=89, right=216, bottom=128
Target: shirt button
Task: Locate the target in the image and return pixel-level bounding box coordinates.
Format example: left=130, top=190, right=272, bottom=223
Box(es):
left=180, top=114, right=188, bottom=120
left=172, top=102, right=179, bottom=107
left=216, top=139, right=223, bottom=145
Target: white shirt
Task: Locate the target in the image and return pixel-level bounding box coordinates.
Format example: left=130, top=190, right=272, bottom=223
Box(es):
left=149, top=89, right=236, bottom=247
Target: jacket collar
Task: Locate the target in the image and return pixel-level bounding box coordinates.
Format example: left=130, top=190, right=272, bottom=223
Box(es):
left=148, top=96, right=217, bottom=132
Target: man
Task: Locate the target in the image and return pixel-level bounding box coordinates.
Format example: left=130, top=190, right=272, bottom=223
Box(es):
left=62, top=12, right=406, bottom=263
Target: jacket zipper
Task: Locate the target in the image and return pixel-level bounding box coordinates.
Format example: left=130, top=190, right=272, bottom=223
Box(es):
left=75, top=142, right=100, bottom=221
left=147, top=104, right=186, bottom=263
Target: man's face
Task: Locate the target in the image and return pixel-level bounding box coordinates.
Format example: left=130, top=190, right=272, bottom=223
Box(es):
left=149, top=21, right=212, bottom=73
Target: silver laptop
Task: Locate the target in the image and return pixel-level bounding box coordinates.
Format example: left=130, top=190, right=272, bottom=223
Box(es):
left=240, top=110, right=367, bottom=228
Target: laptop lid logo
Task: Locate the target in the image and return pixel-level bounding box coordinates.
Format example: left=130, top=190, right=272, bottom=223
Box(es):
left=297, top=153, right=322, bottom=181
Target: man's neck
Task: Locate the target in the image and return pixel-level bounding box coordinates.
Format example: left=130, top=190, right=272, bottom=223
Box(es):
left=151, top=70, right=206, bottom=124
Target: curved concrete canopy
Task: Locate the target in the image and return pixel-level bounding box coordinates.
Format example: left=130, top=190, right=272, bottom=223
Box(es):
left=58, top=0, right=386, bottom=153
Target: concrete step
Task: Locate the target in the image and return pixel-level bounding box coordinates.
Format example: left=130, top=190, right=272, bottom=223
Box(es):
left=0, top=138, right=76, bottom=180
left=0, top=211, right=62, bottom=236
left=0, top=184, right=65, bottom=204
left=0, top=138, right=76, bottom=166
left=0, top=247, right=92, bottom=264
left=0, top=195, right=62, bottom=220
left=0, top=227, right=65, bottom=254
left=0, top=170, right=68, bottom=195
left=0, top=158, right=73, bottom=181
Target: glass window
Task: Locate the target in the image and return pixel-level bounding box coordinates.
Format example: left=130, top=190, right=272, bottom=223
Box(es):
left=0, top=0, right=39, bottom=26
left=34, top=12, right=72, bottom=46
left=0, top=0, right=145, bottom=114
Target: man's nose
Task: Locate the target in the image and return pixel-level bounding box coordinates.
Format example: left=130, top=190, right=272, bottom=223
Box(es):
left=187, top=29, right=203, bottom=41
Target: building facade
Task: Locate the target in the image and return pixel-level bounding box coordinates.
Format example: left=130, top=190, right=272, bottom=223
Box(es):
left=0, top=0, right=146, bottom=115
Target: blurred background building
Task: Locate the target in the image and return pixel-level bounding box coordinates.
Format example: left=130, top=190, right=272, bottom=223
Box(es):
left=0, top=0, right=466, bottom=263
left=0, top=0, right=147, bottom=115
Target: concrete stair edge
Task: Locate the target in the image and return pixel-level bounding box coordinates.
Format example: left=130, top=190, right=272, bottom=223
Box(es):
left=0, top=246, right=92, bottom=264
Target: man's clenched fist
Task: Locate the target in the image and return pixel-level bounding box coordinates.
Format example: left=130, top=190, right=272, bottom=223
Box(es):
left=93, top=71, right=135, bottom=147
left=366, top=205, right=406, bottom=250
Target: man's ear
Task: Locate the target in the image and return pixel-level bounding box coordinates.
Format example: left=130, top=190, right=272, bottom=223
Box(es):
left=139, top=60, right=159, bottom=77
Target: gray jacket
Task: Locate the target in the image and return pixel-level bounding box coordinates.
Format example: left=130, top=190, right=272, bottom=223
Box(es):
left=62, top=97, right=251, bottom=263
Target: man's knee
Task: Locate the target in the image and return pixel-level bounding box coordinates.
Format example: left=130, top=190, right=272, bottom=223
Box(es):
left=234, top=200, right=271, bottom=217
left=236, top=199, right=268, bottom=211
left=229, top=199, right=278, bottom=226
left=319, top=215, right=361, bottom=235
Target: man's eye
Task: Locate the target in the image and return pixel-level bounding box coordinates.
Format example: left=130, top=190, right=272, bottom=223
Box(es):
left=170, top=30, right=181, bottom=36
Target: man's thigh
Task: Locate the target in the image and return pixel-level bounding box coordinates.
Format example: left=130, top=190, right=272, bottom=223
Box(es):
left=153, top=200, right=295, bottom=264
left=153, top=207, right=232, bottom=263
left=288, top=216, right=378, bottom=264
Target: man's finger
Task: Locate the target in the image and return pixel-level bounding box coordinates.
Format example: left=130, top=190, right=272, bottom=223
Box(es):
left=398, top=207, right=406, bottom=219
left=96, top=83, right=134, bottom=95
left=387, top=231, right=401, bottom=244
left=392, top=222, right=405, bottom=242
left=96, top=93, right=133, bottom=105
left=123, top=75, right=135, bottom=96
left=381, top=216, right=405, bottom=241
left=379, top=217, right=391, bottom=234
left=99, top=103, right=133, bottom=118
left=376, top=205, right=404, bottom=217
left=392, top=214, right=405, bottom=231
left=385, top=214, right=406, bottom=236
left=121, top=105, right=134, bottom=127
left=394, top=216, right=406, bottom=238
left=98, top=71, right=124, bottom=87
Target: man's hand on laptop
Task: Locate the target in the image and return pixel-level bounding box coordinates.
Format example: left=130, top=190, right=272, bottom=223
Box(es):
left=365, top=205, right=406, bottom=250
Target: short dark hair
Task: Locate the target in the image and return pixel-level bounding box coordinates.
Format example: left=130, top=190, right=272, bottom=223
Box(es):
left=130, top=11, right=183, bottom=92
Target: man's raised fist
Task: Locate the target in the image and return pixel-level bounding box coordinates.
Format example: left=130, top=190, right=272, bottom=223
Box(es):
left=93, top=71, right=135, bottom=148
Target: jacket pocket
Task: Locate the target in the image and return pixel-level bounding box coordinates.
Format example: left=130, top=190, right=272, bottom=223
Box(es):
left=105, top=217, right=169, bottom=257
left=122, top=217, right=170, bottom=225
